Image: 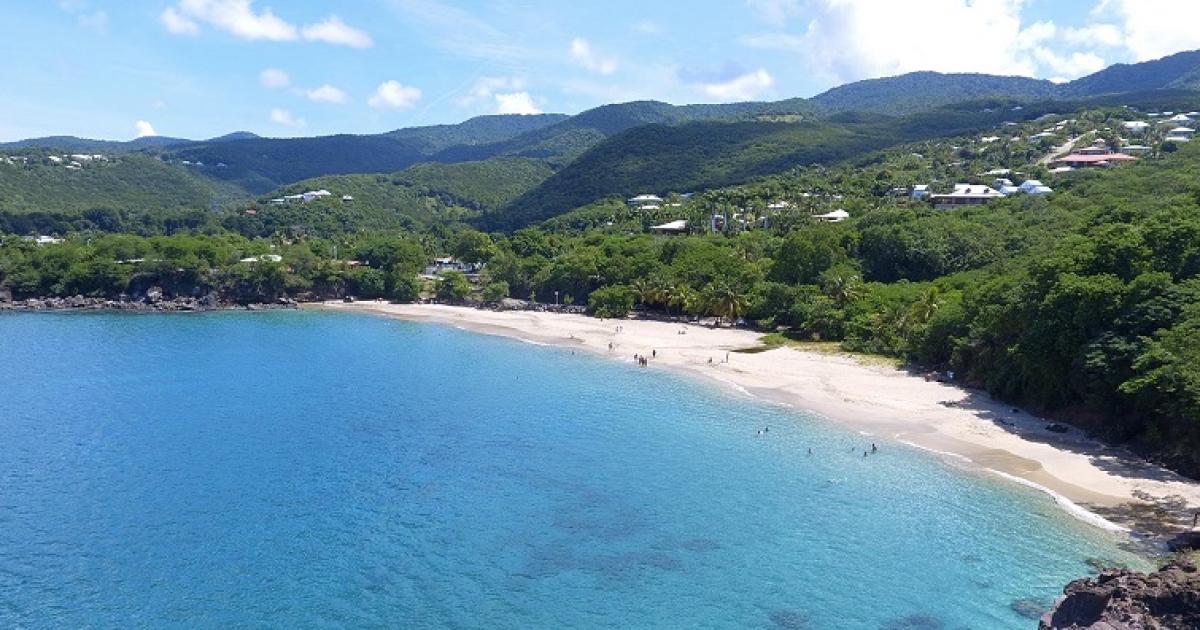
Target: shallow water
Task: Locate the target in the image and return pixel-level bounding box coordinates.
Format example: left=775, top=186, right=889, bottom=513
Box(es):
left=0, top=311, right=1147, bottom=628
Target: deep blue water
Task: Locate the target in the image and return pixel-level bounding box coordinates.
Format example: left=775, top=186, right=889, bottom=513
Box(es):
left=0, top=311, right=1146, bottom=629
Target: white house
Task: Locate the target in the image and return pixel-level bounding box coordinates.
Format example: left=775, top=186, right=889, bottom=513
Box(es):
left=766, top=201, right=791, bottom=210
left=910, top=184, right=930, bottom=199
left=992, top=178, right=1020, bottom=195
left=301, top=189, right=332, bottom=202
left=1029, top=131, right=1057, bottom=141
left=22, top=235, right=64, bottom=246
left=650, top=219, right=689, bottom=234
left=422, top=257, right=480, bottom=277
left=1018, top=180, right=1053, bottom=195
left=930, top=184, right=1006, bottom=209
left=627, top=194, right=664, bottom=208
left=813, top=209, right=849, bottom=223
left=1165, top=134, right=1191, bottom=143
left=1120, top=145, right=1151, bottom=155
left=239, top=254, right=283, bottom=263
left=341, top=195, right=354, bottom=202
left=1123, top=121, right=1150, bottom=133
left=1169, top=114, right=1193, bottom=125
left=1168, top=126, right=1195, bottom=137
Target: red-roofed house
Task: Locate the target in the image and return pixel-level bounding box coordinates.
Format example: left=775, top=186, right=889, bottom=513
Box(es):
left=1054, top=152, right=1139, bottom=168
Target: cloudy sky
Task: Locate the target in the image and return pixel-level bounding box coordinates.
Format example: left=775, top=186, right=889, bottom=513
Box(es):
left=3, top=0, right=1199, bottom=140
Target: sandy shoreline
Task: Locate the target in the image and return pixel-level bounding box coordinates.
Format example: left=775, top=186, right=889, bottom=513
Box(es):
left=314, top=301, right=1200, bottom=539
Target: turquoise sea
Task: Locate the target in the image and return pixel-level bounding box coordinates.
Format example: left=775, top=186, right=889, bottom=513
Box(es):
left=0, top=311, right=1147, bottom=629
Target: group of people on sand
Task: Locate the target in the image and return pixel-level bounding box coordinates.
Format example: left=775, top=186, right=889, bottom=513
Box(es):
left=633, top=353, right=652, bottom=367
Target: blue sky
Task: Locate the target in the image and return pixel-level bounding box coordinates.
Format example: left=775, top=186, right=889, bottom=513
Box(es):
left=2, top=0, right=1199, bottom=141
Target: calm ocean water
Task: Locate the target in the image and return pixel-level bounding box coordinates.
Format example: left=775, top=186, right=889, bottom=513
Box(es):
left=0, top=311, right=1146, bottom=629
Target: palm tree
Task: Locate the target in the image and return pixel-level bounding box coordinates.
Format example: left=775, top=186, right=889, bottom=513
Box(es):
left=823, top=271, right=864, bottom=309
left=703, top=279, right=750, bottom=326
left=909, top=286, right=942, bottom=326
left=631, top=278, right=654, bottom=306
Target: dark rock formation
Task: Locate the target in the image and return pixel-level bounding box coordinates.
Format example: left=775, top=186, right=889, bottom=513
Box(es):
left=1040, top=561, right=1200, bottom=629
left=1167, top=531, right=1200, bottom=553
left=0, top=294, right=296, bottom=313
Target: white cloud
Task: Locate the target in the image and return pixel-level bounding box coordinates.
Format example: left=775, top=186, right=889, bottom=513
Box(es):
left=701, top=69, right=774, bottom=101
left=1032, top=48, right=1107, bottom=78
left=301, top=15, right=373, bottom=48
left=1093, top=0, right=1200, bottom=61
left=495, top=92, right=541, bottom=115
left=797, top=0, right=1041, bottom=82
left=458, top=76, right=523, bottom=105
left=269, top=108, right=305, bottom=127
left=161, top=0, right=297, bottom=41
left=306, top=84, right=350, bottom=104
left=161, top=2, right=373, bottom=47
left=569, top=38, right=618, bottom=75
left=160, top=7, right=199, bottom=35
left=745, top=0, right=800, bottom=27
left=259, top=68, right=289, bottom=89
left=135, top=120, right=158, bottom=138
left=1061, top=23, right=1123, bottom=48
left=368, top=80, right=422, bottom=109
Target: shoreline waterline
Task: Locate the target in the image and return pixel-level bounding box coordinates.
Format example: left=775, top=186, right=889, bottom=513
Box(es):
left=313, top=301, right=1200, bottom=541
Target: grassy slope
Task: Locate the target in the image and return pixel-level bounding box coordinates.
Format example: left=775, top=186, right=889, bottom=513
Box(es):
left=0, top=154, right=248, bottom=213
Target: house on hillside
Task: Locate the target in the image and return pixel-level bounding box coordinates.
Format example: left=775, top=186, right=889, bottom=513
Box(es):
left=1123, top=121, right=1150, bottom=133
left=22, top=235, right=64, bottom=246
left=1169, top=114, right=1194, bottom=125
left=1054, top=152, right=1138, bottom=168
left=422, top=257, right=480, bottom=277
left=992, top=178, right=1020, bottom=195
left=627, top=194, right=663, bottom=209
left=1018, top=180, right=1052, bottom=195
left=341, top=195, right=354, bottom=202
left=650, top=219, right=688, bottom=235
left=813, top=209, right=849, bottom=223
left=910, top=184, right=930, bottom=199
left=929, top=184, right=1005, bottom=209
left=1120, top=145, right=1151, bottom=155
left=302, top=189, right=332, bottom=202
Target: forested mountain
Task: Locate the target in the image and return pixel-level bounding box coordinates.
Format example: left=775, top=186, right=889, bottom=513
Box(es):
left=0, top=153, right=246, bottom=215
left=244, top=157, right=556, bottom=232
left=1059, top=49, right=1200, bottom=96
left=0, top=135, right=196, bottom=152
left=810, top=72, right=1058, bottom=114
left=810, top=50, right=1200, bottom=114
left=483, top=98, right=1091, bottom=229
left=163, top=114, right=568, bottom=194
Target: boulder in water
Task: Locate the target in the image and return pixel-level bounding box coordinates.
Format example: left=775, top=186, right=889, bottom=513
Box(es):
left=1040, top=561, right=1200, bottom=629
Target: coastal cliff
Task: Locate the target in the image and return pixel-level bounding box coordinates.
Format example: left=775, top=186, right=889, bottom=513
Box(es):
left=1040, top=560, right=1200, bottom=629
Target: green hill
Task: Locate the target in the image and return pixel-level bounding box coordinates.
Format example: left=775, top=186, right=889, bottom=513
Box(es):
left=237, top=157, right=557, bottom=235
left=810, top=72, right=1058, bottom=114
left=0, top=153, right=247, bottom=214
left=161, top=114, right=567, bottom=194
left=810, top=50, right=1200, bottom=114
